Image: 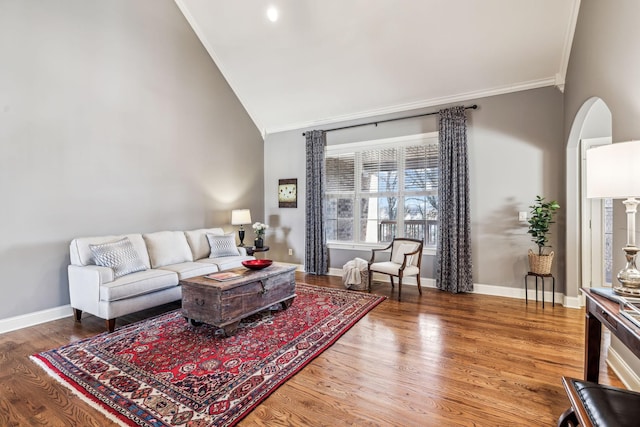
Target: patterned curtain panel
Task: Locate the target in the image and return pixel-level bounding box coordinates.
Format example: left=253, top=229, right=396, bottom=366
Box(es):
left=305, top=130, right=328, bottom=275
left=436, top=106, right=473, bottom=293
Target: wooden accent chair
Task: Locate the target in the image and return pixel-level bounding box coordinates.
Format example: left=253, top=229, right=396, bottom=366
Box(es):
left=368, top=238, right=423, bottom=301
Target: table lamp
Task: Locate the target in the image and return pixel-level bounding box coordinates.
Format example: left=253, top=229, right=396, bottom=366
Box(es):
left=586, top=141, right=640, bottom=296
left=231, top=209, right=252, bottom=247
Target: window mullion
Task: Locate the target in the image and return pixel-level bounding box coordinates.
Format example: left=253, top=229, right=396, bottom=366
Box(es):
left=354, top=152, right=362, bottom=243
left=397, top=148, right=405, bottom=235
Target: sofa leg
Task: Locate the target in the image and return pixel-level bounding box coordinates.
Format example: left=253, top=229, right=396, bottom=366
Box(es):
left=106, top=319, right=116, bottom=333
left=73, top=308, right=82, bottom=322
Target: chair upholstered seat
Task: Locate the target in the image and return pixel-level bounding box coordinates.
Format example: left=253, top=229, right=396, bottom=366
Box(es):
left=368, top=238, right=423, bottom=301
left=368, top=261, right=420, bottom=276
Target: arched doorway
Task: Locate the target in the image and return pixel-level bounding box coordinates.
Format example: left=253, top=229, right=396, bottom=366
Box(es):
left=565, top=98, right=612, bottom=306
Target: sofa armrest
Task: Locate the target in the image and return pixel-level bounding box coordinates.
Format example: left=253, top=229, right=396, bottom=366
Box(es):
left=237, top=246, right=249, bottom=256
left=68, top=265, right=113, bottom=312
left=72, top=264, right=114, bottom=284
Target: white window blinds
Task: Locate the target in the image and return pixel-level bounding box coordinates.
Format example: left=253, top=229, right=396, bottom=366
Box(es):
left=324, top=132, right=439, bottom=245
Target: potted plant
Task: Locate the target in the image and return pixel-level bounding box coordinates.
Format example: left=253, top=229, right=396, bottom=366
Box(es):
left=252, top=222, right=269, bottom=248
left=527, top=195, right=560, bottom=274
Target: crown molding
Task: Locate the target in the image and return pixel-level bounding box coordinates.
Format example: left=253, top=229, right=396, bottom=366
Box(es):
left=556, top=0, right=581, bottom=90
left=265, top=77, right=557, bottom=136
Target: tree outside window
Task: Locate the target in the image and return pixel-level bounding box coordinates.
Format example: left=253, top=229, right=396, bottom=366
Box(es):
left=325, top=133, right=438, bottom=246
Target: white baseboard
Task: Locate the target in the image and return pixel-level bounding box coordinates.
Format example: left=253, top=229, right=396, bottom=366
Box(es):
left=281, top=262, right=305, bottom=272
left=474, top=282, right=568, bottom=308
left=562, top=295, right=583, bottom=309
left=0, top=305, right=73, bottom=335
left=607, top=347, right=640, bottom=391
left=329, top=268, right=570, bottom=307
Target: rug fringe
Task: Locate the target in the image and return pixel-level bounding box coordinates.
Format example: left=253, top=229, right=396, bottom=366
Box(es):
left=30, top=355, right=130, bottom=427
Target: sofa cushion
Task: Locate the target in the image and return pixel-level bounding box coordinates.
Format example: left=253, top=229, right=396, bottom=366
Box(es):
left=70, top=234, right=151, bottom=269
left=143, top=231, right=193, bottom=268
left=198, top=255, right=255, bottom=271
left=157, top=261, right=219, bottom=280
left=184, top=228, right=224, bottom=260
left=207, top=234, right=240, bottom=258
left=89, top=237, right=148, bottom=278
left=99, top=269, right=178, bottom=302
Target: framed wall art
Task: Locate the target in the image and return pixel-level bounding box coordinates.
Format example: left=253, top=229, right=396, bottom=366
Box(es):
left=278, top=178, right=297, bottom=208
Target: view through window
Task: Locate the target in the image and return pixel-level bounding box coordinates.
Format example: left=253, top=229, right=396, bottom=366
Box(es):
left=325, top=133, right=438, bottom=246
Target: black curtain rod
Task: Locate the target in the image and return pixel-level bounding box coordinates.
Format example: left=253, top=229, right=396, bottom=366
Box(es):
left=302, top=104, right=478, bottom=136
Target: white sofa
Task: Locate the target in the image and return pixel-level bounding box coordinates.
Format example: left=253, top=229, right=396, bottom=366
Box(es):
left=68, top=228, right=254, bottom=332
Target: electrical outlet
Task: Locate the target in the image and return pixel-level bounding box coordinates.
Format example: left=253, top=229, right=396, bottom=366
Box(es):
left=288, top=248, right=293, bottom=256
left=519, top=211, right=528, bottom=222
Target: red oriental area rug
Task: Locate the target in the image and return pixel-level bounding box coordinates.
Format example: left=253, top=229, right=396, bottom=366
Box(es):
left=31, top=283, right=385, bottom=426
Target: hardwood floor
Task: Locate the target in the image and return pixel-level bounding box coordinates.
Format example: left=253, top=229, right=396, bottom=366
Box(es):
left=0, top=273, right=622, bottom=426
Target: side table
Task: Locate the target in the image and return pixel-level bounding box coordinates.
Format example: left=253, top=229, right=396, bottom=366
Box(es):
left=524, top=272, right=555, bottom=308
left=245, top=246, right=270, bottom=257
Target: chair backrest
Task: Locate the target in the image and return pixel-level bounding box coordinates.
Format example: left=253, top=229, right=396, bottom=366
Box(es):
left=390, top=238, right=423, bottom=267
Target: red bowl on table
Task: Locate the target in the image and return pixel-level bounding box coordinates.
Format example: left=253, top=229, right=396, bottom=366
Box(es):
left=242, top=259, right=273, bottom=270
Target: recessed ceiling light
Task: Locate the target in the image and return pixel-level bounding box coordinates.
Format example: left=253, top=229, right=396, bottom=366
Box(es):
left=267, top=6, right=278, bottom=22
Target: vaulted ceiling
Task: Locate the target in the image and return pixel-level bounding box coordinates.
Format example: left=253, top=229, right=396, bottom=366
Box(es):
left=176, top=0, right=580, bottom=136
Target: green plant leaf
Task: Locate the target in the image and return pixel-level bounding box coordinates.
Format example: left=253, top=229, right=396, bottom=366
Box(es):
left=527, top=195, right=560, bottom=255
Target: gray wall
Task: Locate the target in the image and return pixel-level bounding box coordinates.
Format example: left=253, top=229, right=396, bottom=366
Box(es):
left=563, top=0, right=640, bottom=383
left=264, top=87, right=565, bottom=291
left=564, top=0, right=640, bottom=274
left=0, top=1, right=263, bottom=319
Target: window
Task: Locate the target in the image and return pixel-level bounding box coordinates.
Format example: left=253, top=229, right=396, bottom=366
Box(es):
left=325, top=133, right=438, bottom=246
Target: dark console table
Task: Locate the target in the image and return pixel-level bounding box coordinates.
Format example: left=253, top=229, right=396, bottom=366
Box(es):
left=581, top=287, right=640, bottom=382
left=558, top=290, right=640, bottom=427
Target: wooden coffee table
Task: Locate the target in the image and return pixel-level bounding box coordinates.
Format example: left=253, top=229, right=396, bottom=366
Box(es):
left=180, top=263, right=297, bottom=336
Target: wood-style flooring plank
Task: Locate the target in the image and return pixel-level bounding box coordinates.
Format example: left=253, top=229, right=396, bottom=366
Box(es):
left=0, top=273, right=624, bottom=426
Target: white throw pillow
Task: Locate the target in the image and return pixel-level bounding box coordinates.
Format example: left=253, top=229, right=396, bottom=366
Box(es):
left=89, top=237, right=147, bottom=278
left=207, top=234, right=240, bottom=258
left=143, top=231, right=193, bottom=268
left=391, top=243, right=417, bottom=265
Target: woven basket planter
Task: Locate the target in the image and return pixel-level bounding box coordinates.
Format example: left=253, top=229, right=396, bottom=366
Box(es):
left=528, top=249, right=554, bottom=275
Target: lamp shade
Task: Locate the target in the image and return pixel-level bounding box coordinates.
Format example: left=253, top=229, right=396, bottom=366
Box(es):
left=231, top=209, right=252, bottom=225
left=586, top=141, right=640, bottom=199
